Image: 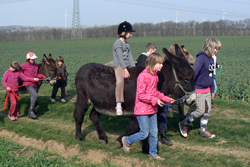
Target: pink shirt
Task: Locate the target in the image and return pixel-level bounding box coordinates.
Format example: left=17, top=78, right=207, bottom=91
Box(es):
left=195, top=87, right=211, bottom=94
left=2, top=69, right=35, bottom=91
left=20, top=62, right=44, bottom=87
left=134, top=68, right=171, bottom=115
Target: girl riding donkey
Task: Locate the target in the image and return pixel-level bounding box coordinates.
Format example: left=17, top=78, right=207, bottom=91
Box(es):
left=113, top=21, right=136, bottom=115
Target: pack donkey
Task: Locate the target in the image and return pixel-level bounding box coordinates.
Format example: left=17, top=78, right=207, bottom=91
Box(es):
left=74, top=44, right=195, bottom=152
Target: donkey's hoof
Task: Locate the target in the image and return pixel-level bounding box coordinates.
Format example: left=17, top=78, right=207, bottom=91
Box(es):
left=116, top=141, right=122, bottom=148
left=76, top=136, right=84, bottom=141
left=99, top=140, right=107, bottom=145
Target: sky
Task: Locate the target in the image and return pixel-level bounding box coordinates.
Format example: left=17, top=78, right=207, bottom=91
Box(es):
left=0, top=0, right=250, bottom=28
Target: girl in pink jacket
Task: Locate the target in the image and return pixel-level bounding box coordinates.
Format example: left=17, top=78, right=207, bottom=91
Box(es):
left=20, top=52, right=44, bottom=119
left=122, top=52, right=175, bottom=160
left=2, top=61, right=39, bottom=120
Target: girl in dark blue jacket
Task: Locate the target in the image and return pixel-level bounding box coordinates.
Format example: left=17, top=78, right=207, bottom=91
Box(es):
left=179, top=37, right=219, bottom=138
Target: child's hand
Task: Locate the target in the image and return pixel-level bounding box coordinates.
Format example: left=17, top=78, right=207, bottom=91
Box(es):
left=170, top=98, right=176, bottom=104
left=34, top=78, right=39, bottom=81
left=124, top=68, right=130, bottom=78
left=157, top=99, right=164, bottom=107
left=211, top=93, right=215, bottom=99
left=7, top=87, right=11, bottom=91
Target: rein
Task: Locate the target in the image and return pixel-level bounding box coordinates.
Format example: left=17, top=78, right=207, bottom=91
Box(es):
left=162, top=97, right=187, bottom=115
left=3, top=78, right=45, bottom=111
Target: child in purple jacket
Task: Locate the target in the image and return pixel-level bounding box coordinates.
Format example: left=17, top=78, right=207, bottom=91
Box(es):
left=179, top=37, right=218, bottom=138
left=2, top=61, right=39, bottom=120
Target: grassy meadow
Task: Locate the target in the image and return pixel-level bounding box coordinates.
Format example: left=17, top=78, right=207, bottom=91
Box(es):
left=0, top=36, right=250, bottom=166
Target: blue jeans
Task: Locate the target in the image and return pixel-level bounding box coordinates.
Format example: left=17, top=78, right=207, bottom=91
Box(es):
left=211, top=78, right=217, bottom=104
left=126, top=114, right=158, bottom=157
left=26, top=86, right=38, bottom=110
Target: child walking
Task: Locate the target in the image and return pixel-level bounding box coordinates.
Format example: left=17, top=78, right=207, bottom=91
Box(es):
left=20, top=52, right=45, bottom=119
left=179, top=37, right=218, bottom=138
left=122, top=52, right=175, bottom=160
left=136, top=43, right=173, bottom=146
left=211, top=39, right=222, bottom=109
left=50, top=56, right=68, bottom=103
left=2, top=61, right=39, bottom=120
left=136, top=43, right=157, bottom=67
left=113, top=21, right=135, bottom=116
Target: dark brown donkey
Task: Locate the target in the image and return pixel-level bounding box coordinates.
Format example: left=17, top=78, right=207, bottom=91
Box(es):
left=74, top=44, right=195, bottom=152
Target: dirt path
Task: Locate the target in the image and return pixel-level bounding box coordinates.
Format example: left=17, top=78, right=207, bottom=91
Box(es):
left=1, top=106, right=249, bottom=166
left=0, top=126, right=249, bottom=167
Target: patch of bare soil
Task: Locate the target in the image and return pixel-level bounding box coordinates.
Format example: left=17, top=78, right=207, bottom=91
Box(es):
left=170, top=141, right=249, bottom=159
left=0, top=130, right=152, bottom=167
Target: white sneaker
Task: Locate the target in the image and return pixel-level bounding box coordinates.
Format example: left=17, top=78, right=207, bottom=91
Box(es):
left=116, top=106, right=123, bottom=116
left=60, top=98, right=66, bottom=103
left=50, top=98, right=55, bottom=103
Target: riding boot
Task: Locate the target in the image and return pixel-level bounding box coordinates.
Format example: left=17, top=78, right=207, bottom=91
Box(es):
left=160, top=129, right=173, bottom=146
left=28, top=108, right=37, bottom=119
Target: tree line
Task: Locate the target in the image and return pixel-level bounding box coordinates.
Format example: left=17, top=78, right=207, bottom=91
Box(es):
left=1, top=19, right=250, bottom=42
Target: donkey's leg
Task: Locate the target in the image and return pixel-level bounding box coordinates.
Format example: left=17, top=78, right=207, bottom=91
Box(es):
left=74, top=96, right=89, bottom=141
left=89, top=107, right=108, bottom=145
left=178, top=101, right=186, bottom=121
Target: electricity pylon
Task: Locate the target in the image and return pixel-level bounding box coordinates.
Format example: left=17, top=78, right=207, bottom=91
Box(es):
left=71, top=0, right=82, bottom=39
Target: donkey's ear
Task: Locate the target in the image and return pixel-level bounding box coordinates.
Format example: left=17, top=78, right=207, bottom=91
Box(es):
left=174, top=44, right=186, bottom=59
left=48, top=53, right=52, bottom=58
left=162, top=47, right=179, bottom=64
left=43, top=54, right=50, bottom=65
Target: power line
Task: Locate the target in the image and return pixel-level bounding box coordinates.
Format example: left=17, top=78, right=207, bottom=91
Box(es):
left=0, top=0, right=30, bottom=4
left=105, top=0, right=249, bottom=20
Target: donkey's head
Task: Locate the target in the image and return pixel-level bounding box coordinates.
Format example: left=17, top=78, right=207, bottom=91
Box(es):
left=39, top=54, right=57, bottom=85
left=163, top=44, right=195, bottom=103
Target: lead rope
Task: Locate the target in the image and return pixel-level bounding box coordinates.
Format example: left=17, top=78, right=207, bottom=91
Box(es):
left=4, top=78, right=45, bottom=111
left=162, top=97, right=187, bottom=115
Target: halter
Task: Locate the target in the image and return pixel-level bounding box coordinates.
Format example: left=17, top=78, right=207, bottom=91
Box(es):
left=172, top=66, right=195, bottom=99
left=43, top=62, right=56, bottom=81
left=161, top=66, right=196, bottom=115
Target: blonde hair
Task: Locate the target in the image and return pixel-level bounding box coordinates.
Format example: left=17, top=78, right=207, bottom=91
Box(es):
left=10, top=61, right=20, bottom=71
left=202, top=37, right=218, bottom=57
left=145, top=52, right=164, bottom=74
left=216, top=40, right=221, bottom=50
left=55, top=56, right=65, bottom=69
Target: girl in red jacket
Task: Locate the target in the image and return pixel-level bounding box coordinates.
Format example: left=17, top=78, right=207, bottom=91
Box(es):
left=2, top=61, right=39, bottom=120
left=20, top=52, right=44, bottom=119
left=122, top=52, right=175, bottom=160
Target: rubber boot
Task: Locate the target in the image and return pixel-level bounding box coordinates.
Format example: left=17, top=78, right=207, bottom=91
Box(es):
left=160, top=129, right=173, bottom=146
left=28, top=108, right=37, bottom=119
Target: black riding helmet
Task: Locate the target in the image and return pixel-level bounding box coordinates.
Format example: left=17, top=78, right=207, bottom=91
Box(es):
left=117, top=21, right=136, bottom=35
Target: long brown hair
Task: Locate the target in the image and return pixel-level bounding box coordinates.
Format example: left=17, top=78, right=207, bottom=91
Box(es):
left=55, top=56, right=65, bottom=69
left=145, top=52, right=164, bottom=74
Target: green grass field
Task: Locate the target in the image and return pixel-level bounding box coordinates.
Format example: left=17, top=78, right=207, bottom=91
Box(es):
left=0, top=37, right=250, bottom=166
